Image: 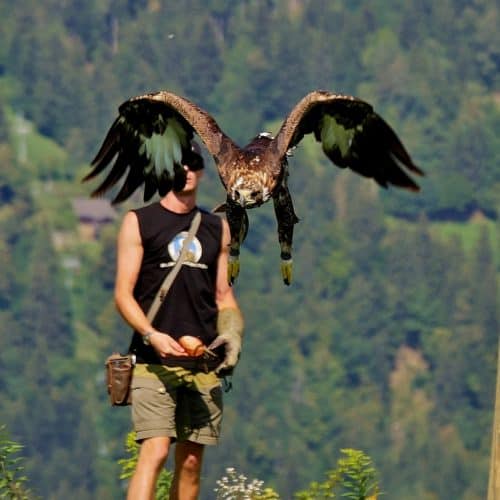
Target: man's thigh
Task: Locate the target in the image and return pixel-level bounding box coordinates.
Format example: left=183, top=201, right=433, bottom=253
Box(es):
left=131, top=376, right=178, bottom=442
left=176, top=381, right=223, bottom=445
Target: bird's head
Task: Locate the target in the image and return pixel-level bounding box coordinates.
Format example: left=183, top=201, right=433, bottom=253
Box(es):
left=224, top=133, right=277, bottom=208
left=229, top=177, right=271, bottom=208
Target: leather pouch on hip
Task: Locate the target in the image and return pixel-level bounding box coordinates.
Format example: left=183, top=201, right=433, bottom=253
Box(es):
left=105, top=353, right=135, bottom=406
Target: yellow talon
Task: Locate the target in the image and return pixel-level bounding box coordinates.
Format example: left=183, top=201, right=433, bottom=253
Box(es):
left=228, top=255, right=240, bottom=284
left=281, top=258, right=293, bottom=285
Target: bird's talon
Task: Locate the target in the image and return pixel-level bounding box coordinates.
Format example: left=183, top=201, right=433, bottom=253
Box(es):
left=281, top=258, right=293, bottom=285
left=203, top=347, right=218, bottom=359
left=228, top=255, right=240, bottom=284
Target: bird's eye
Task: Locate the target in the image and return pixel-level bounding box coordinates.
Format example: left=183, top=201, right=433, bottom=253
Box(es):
left=251, top=190, right=260, bottom=198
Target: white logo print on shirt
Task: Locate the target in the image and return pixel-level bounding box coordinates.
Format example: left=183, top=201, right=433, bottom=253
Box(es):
left=159, top=232, right=207, bottom=269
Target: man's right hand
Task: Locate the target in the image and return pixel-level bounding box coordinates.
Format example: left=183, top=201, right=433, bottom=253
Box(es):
left=149, top=332, right=188, bottom=357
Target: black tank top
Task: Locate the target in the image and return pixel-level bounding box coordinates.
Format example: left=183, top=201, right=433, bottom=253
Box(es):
left=128, top=202, right=222, bottom=364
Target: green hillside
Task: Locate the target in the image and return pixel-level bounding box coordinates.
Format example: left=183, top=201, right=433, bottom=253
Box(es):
left=0, top=1, right=498, bottom=498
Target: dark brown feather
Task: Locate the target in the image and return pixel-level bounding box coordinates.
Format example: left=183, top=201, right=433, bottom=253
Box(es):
left=90, top=154, right=130, bottom=199
left=86, top=89, right=424, bottom=284
left=276, top=91, right=423, bottom=193
left=83, top=118, right=122, bottom=182
left=112, top=164, right=146, bottom=204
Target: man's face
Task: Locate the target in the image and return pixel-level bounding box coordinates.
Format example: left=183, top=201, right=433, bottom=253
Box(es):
left=178, top=163, right=204, bottom=194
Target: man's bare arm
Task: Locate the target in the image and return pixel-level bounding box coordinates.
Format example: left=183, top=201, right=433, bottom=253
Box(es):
left=114, top=211, right=186, bottom=356
left=215, top=218, right=240, bottom=310
left=209, top=218, right=244, bottom=373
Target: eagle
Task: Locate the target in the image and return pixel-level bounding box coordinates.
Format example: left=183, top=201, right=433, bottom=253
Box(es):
left=85, top=89, right=423, bottom=285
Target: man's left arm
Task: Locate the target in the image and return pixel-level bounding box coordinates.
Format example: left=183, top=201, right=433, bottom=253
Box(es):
left=209, top=218, right=244, bottom=373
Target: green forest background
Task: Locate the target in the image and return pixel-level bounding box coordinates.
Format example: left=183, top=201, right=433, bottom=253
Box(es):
left=0, top=0, right=499, bottom=498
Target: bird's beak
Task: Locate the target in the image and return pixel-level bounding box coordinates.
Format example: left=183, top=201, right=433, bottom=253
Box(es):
left=234, top=189, right=257, bottom=208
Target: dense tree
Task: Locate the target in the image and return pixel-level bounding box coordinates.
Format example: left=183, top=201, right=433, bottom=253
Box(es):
left=17, top=217, right=73, bottom=357
left=0, top=1, right=498, bottom=498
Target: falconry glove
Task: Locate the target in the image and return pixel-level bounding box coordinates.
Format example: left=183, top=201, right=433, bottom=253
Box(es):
left=208, top=307, right=244, bottom=375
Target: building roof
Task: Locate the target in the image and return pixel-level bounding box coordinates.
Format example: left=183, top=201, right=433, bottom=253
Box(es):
left=71, top=197, right=117, bottom=222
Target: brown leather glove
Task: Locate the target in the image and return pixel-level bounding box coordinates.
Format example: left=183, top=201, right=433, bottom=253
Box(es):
left=208, top=307, right=244, bottom=374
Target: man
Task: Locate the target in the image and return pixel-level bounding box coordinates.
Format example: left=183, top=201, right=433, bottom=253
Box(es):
left=114, top=144, right=244, bottom=500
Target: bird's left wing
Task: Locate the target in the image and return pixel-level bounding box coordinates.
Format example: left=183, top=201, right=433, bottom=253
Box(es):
left=274, top=90, right=424, bottom=191
left=84, top=91, right=230, bottom=203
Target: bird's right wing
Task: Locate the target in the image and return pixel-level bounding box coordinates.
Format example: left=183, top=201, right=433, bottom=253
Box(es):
left=274, top=90, right=424, bottom=191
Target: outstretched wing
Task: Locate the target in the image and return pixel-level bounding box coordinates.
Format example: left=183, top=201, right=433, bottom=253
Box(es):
left=274, top=90, right=424, bottom=191
left=84, top=91, right=231, bottom=203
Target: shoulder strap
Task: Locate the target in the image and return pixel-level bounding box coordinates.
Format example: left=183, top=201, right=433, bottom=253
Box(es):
left=146, top=211, right=201, bottom=322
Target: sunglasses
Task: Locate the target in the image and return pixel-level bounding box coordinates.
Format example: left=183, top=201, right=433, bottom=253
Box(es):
left=183, top=152, right=204, bottom=171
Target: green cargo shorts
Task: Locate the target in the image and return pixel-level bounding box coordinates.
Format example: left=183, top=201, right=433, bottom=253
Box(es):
left=130, top=363, right=223, bottom=445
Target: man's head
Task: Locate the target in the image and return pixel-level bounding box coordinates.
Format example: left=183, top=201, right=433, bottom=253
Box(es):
left=175, top=140, right=204, bottom=194
left=183, top=141, right=204, bottom=172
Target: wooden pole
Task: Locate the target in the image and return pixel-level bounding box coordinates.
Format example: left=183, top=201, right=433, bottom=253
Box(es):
left=488, top=338, right=500, bottom=500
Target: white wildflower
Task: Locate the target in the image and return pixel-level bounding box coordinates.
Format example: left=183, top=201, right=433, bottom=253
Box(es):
left=214, top=466, right=274, bottom=499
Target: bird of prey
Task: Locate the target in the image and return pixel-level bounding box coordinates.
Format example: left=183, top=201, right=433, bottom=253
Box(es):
left=85, top=89, right=423, bottom=285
